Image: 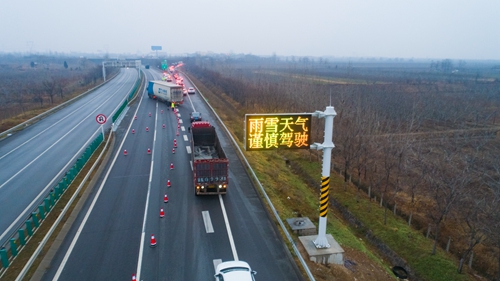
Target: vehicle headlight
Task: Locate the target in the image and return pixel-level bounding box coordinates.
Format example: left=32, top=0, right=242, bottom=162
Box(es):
left=219, top=185, right=222, bottom=188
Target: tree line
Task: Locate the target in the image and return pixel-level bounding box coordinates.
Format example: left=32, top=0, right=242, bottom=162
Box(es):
left=0, top=56, right=117, bottom=129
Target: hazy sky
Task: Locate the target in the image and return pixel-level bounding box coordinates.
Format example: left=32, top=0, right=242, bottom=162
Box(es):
left=1, top=0, right=499, bottom=60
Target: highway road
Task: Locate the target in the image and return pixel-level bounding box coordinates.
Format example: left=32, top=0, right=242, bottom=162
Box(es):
left=0, top=68, right=138, bottom=248
left=40, top=67, right=304, bottom=280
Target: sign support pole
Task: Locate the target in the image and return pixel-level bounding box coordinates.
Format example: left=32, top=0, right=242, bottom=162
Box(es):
left=102, top=62, right=106, bottom=82
left=310, top=105, right=337, bottom=248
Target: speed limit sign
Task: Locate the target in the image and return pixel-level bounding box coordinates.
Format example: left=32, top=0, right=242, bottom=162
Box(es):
left=96, top=114, right=107, bottom=124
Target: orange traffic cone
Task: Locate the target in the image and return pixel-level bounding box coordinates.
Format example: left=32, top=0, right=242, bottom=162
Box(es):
left=162, top=124, right=166, bottom=129
left=167, top=179, right=171, bottom=187
left=176, top=130, right=179, bottom=136
left=172, top=148, right=175, bottom=154
left=160, top=208, right=165, bottom=218
left=147, top=148, right=151, bottom=154
left=174, top=139, right=177, bottom=148
left=134, top=116, right=137, bottom=120
left=132, top=273, right=137, bottom=281
left=177, top=123, right=180, bottom=129
left=146, top=127, right=149, bottom=132
left=164, top=194, right=168, bottom=203
left=150, top=234, right=157, bottom=247
left=132, top=129, right=135, bottom=134
left=170, top=163, right=174, bottom=170
left=124, top=150, right=128, bottom=156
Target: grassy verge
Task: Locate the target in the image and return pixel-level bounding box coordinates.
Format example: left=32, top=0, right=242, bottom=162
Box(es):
left=188, top=71, right=477, bottom=281
left=285, top=151, right=472, bottom=281
left=246, top=149, right=396, bottom=276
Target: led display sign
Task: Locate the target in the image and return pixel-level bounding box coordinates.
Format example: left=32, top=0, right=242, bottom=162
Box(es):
left=245, top=114, right=312, bottom=151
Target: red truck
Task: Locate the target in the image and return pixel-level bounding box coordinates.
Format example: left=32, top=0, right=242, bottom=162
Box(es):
left=190, top=121, right=228, bottom=195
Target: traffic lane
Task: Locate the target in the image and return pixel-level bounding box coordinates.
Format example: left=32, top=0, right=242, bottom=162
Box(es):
left=0, top=69, right=136, bottom=182
left=0, top=128, right=99, bottom=239
left=0, top=70, right=137, bottom=244
left=140, top=107, right=235, bottom=281
left=140, top=99, right=189, bottom=280
left=0, top=69, right=134, bottom=156
left=225, top=169, right=304, bottom=280
left=179, top=77, right=304, bottom=279
left=144, top=68, right=161, bottom=81
left=159, top=196, right=234, bottom=281
left=215, top=120, right=304, bottom=280
left=41, top=91, right=156, bottom=280
left=171, top=104, right=237, bottom=277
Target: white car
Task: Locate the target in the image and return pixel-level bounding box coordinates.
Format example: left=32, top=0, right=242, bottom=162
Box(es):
left=214, top=261, right=256, bottom=281
left=188, top=87, right=196, bottom=94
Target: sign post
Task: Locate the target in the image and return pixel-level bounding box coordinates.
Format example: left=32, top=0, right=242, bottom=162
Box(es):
left=96, top=113, right=107, bottom=137
left=245, top=106, right=338, bottom=250
left=310, top=106, right=337, bottom=248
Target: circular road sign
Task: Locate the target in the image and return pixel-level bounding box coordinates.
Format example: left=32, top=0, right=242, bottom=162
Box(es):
left=96, top=114, right=107, bottom=124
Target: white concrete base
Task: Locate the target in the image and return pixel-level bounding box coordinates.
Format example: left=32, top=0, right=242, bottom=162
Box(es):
left=299, top=234, right=344, bottom=265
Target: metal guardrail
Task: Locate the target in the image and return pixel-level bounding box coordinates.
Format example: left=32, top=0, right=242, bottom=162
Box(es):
left=0, top=132, right=104, bottom=276
left=127, top=70, right=146, bottom=105
left=181, top=71, right=315, bottom=281
left=112, top=69, right=143, bottom=123
left=14, top=130, right=114, bottom=281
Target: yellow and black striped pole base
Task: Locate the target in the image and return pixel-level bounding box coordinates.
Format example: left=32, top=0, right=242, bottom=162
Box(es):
left=319, top=176, right=330, bottom=217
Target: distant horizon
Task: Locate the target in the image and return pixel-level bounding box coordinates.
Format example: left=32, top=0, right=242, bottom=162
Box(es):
left=1, top=50, right=500, bottom=64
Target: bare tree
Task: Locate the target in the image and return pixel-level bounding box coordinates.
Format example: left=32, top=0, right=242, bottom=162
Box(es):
left=426, top=148, right=471, bottom=255
left=483, top=155, right=500, bottom=280
left=43, top=77, right=56, bottom=104
left=456, top=193, right=487, bottom=273
left=28, top=82, right=45, bottom=107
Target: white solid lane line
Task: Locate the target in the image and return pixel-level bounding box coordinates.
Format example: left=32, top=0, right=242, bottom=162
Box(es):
left=0, top=82, right=129, bottom=190
left=52, top=79, right=146, bottom=281
left=136, top=100, right=159, bottom=281
left=0, top=127, right=100, bottom=243
left=202, top=211, right=215, bottom=233
left=219, top=195, right=239, bottom=261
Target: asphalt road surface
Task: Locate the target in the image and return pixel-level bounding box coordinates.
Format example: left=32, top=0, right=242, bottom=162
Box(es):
left=41, top=68, right=304, bottom=281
